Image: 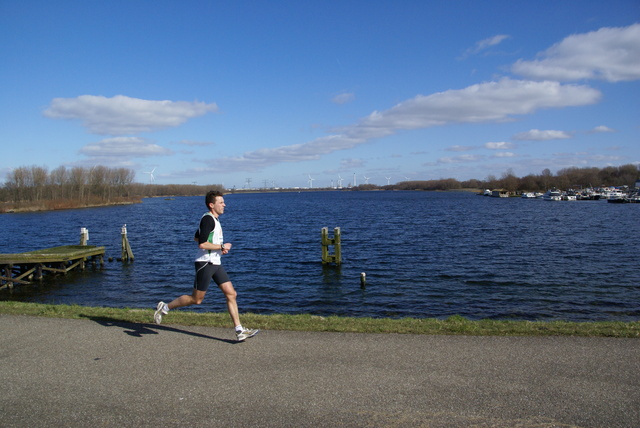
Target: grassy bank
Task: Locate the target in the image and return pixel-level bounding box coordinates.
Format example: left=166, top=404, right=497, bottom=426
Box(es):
left=1, top=197, right=141, bottom=213
left=1, top=302, right=638, bottom=337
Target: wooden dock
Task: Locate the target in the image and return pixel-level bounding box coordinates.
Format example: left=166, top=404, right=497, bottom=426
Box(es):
left=0, top=245, right=105, bottom=289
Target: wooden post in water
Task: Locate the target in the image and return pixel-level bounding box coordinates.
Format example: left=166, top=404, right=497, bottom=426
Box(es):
left=321, top=227, right=342, bottom=265
left=121, top=224, right=134, bottom=262
left=334, top=227, right=342, bottom=264
left=80, top=227, right=89, bottom=245
left=79, top=228, right=88, bottom=271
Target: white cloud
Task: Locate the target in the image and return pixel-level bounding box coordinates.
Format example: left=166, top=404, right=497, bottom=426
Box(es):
left=446, top=145, right=476, bottom=152
left=332, top=92, right=355, bottom=105
left=492, top=152, right=516, bottom=158
left=485, top=142, right=515, bottom=150
left=438, top=154, right=484, bottom=164
left=460, top=34, right=510, bottom=58
left=210, top=78, right=599, bottom=172
left=44, top=95, right=218, bottom=135
left=478, top=34, right=511, bottom=49
left=79, top=137, right=173, bottom=157
left=512, top=23, right=640, bottom=82
left=343, top=79, right=599, bottom=139
left=590, top=125, right=616, bottom=133
left=512, top=129, right=573, bottom=141
left=216, top=134, right=366, bottom=171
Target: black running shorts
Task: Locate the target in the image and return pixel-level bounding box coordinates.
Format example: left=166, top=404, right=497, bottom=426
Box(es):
left=194, top=262, right=230, bottom=291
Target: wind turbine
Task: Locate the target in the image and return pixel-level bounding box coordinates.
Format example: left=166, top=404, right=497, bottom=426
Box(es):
left=363, top=175, right=370, bottom=184
left=337, top=175, right=344, bottom=188
left=143, top=167, right=156, bottom=183
left=385, top=176, right=391, bottom=185
left=308, top=174, right=315, bottom=188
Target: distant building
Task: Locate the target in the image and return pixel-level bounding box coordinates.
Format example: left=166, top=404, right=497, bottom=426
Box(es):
left=635, top=179, right=640, bottom=189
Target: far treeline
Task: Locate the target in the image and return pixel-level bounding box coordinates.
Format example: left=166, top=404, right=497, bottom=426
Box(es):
left=1, top=164, right=639, bottom=212
left=1, top=165, right=223, bottom=212
left=355, top=164, right=640, bottom=193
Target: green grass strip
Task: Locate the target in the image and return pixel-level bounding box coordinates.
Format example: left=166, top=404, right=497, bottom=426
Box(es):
left=1, top=301, right=638, bottom=337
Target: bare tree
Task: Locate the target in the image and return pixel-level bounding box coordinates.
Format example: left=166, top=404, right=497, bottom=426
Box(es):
left=31, top=165, right=48, bottom=201
left=69, top=166, right=87, bottom=201
left=49, top=166, right=68, bottom=199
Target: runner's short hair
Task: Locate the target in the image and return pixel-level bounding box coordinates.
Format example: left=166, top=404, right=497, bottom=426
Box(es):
left=205, top=190, right=224, bottom=208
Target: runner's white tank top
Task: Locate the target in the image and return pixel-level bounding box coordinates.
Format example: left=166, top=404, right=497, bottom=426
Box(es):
left=195, top=212, right=224, bottom=264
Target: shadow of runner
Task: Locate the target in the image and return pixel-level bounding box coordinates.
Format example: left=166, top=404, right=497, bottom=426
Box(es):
left=81, top=315, right=238, bottom=344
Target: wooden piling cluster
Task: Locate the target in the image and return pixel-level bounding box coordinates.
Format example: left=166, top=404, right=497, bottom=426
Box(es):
left=321, top=227, right=342, bottom=265
left=120, top=224, right=134, bottom=262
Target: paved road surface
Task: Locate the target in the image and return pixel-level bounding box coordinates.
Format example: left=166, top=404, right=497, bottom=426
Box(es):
left=1, top=314, right=638, bottom=427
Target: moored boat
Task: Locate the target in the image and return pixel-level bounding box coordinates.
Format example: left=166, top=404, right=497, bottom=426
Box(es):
left=601, top=188, right=625, bottom=200
left=607, top=196, right=629, bottom=203
left=543, top=189, right=562, bottom=201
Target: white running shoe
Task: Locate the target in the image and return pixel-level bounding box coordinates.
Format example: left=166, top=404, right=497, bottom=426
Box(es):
left=236, top=328, right=259, bottom=342
left=154, top=301, right=168, bottom=324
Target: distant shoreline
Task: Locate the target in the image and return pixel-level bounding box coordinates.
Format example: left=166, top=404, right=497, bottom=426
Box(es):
left=2, top=189, right=486, bottom=213
left=1, top=198, right=142, bottom=214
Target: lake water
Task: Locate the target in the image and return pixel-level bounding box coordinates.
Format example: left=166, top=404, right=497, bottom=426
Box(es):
left=1, top=191, right=639, bottom=321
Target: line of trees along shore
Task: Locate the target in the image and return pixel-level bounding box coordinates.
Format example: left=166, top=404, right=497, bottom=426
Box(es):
left=1, top=164, right=638, bottom=210
left=369, top=164, right=639, bottom=192
left=0, top=165, right=222, bottom=211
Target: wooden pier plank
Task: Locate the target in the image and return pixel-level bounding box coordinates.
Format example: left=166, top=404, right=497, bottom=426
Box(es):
left=0, top=245, right=105, bottom=264
left=0, top=245, right=105, bottom=289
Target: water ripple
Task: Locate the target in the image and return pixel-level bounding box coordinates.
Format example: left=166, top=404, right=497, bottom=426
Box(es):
left=2, top=191, right=639, bottom=321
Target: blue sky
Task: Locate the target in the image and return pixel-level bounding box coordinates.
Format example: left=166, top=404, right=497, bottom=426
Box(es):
left=2, top=1, right=639, bottom=189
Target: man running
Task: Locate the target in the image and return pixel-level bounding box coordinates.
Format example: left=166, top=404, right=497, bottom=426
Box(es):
left=154, top=190, right=259, bottom=342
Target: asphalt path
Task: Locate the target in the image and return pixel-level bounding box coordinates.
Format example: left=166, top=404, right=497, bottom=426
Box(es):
left=1, top=314, right=638, bottom=427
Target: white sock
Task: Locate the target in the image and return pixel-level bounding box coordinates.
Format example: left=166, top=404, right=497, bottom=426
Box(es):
left=235, top=325, right=243, bottom=332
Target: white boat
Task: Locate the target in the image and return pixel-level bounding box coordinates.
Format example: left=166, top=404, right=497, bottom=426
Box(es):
left=543, top=189, right=562, bottom=201
left=521, top=192, right=537, bottom=199
left=602, top=189, right=625, bottom=200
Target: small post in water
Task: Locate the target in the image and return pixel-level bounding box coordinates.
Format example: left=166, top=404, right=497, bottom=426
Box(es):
left=121, top=224, right=135, bottom=262
left=321, top=227, right=342, bottom=265
left=80, top=227, right=89, bottom=245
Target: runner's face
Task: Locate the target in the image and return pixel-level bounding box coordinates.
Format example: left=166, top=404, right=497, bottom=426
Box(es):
left=211, top=196, right=225, bottom=216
